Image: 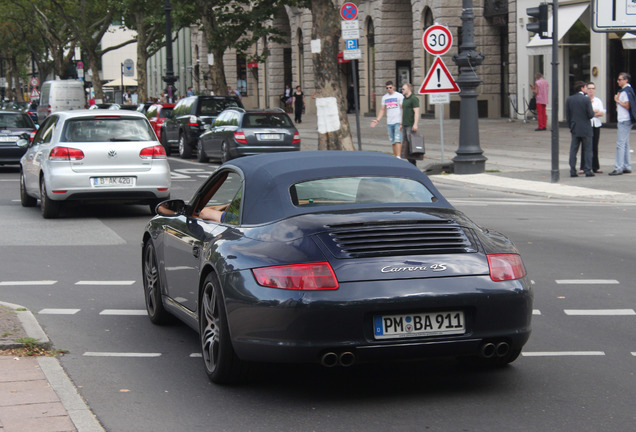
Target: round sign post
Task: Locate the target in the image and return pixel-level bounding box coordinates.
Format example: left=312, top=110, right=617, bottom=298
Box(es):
left=340, top=2, right=358, bottom=20
left=422, top=25, right=453, bottom=56
left=30, top=77, right=39, bottom=88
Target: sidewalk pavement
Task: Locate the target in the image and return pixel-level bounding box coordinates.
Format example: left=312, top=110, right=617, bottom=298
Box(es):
left=1, top=115, right=635, bottom=432
left=0, top=301, right=104, bottom=432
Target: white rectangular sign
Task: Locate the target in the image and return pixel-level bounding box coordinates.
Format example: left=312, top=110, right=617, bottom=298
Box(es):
left=429, top=93, right=450, bottom=105
left=343, top=49, right=362, bottom=60
left=592, top=0, right=636, bottom=32
left=341, top=20, right=360, bottom=40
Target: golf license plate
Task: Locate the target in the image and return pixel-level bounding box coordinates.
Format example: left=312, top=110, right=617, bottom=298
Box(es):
left=92, top=177, right=135, bottom=187
left=258, top=133, right=281, bottom=140
left=373, top=311, right=465, bottom=339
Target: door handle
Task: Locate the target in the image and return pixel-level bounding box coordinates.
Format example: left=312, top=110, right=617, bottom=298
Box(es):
left=192, top=246, right=200, bottom=258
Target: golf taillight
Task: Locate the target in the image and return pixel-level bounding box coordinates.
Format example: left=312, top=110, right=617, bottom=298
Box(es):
left=487, top=254, right=526, bottom=281
left=139, top=145, right=167, bottom=159
left=292, top=131, right=301, bottom=144
left=49, top=146, right=85, bottom=161
left=252, top=262, right=339, bottom=290
left=234, top=131, right=247, bottom=144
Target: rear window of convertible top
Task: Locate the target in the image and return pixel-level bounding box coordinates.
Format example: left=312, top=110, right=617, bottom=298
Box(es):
left=290, top=176, right=436, bottom=207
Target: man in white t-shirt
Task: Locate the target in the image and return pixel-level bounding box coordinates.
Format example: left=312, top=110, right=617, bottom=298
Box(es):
left=370, top=81, right=404, bottom=157
left=609, top=72, right=633, bottom=175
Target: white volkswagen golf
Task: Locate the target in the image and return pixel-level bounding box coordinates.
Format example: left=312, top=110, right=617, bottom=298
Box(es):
left=19, top=110, right=171, bottom=218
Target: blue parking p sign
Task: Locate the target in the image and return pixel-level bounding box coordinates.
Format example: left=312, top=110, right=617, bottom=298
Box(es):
left=346, top=39, right=358, bottom=50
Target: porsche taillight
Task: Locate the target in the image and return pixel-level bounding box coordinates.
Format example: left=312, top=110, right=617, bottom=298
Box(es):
left=487, top=254, right=526, bottom=281
left=139, top=145, right=167, bottom=159
left=49, top=146, right=85, bottom=161
left=252, top=262, right=339, bottom=290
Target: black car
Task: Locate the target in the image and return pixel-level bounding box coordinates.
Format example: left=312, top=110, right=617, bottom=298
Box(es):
left=162, top=95, right=243, bottom=159
left=142, top=151, right=533, bottom=384
left=0, top=110, right=37, bottom=165
left=196, top=108, right=300, bottom=163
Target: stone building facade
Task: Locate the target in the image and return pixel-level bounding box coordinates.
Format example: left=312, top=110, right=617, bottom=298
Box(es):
left=187, top=0, right=514, bottom=119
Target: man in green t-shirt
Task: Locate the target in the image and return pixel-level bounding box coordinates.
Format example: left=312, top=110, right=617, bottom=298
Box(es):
left=400, top=83, right=421, bottom=165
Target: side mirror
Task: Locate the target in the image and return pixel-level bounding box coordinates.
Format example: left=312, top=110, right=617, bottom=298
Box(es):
left=203, top=123, right=211, bottom=131
left=156, top=199, right=186, bottom=216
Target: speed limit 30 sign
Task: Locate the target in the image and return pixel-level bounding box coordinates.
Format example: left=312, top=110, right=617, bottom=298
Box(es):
left=423, top=25, right=453, bottom=56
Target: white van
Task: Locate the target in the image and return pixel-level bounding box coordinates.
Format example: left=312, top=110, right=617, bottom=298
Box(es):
left=37, top=80, right=85, bottom=123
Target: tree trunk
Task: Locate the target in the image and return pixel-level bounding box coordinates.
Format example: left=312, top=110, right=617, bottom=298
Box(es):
left=88, top=53, right=103, bottom=101
left=210, top=49, right=227, bottom=96
left=135, top=12, right=149, bottom=102
left=310, top=0, right=354, bottom=151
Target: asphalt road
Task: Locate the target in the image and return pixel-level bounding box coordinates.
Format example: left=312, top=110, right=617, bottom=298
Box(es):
left=0, top=158, right=634, bottom=432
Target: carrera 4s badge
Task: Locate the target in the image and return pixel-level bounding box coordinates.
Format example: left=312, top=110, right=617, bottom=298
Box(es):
left=381, top=264, right=447, bottom=273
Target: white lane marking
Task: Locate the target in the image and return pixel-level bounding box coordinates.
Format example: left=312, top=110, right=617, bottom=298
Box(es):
left=76, top=281, right=135, bottom=285
left=0, top=280, right=57, bottom=286
left=564, top=309, right=636, bottom=316
left=632, top=352, right=636, bottom=357
left=39, top=309, right=80, bottom=315
left=522, top=351, right=606, bottom=357
left=190, top=353, right=202, bottom=358
left=83, top=352, right=161, bottom=358
left=556, top=280, right=620, bottom=285
left=0, top=179, right=18, bottom=182
left=99, top=309, right=146, bottom=316
left=533, top=310, right=541, bottom=315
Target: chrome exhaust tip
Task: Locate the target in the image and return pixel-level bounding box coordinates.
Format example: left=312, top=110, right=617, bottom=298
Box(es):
left=338, top=352, right=356, bottom=367
left=496, top=342, right=510, bottom=357
left=320, top=352, right=338, bottom=367
left=480, top=342, right=496, bottom=358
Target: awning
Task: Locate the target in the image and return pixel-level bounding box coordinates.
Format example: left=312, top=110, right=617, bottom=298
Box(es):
left=103, top=76, right=138, bottom=87
left=526, top=2, right=589, bottom=56
left=622, top=33, right=636, bottom=50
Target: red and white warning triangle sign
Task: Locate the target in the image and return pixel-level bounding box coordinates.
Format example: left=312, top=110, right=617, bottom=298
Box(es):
left=419, top=57, right=460, bottom=94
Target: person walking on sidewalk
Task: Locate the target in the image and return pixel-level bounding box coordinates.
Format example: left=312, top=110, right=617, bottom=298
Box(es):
left=530, top=73, right=549, bottom=131
left=370, top=81, right=404, bottom=157
left=609, top=72, right=634, bottom=176
left=578, top=82, right=605, bottom=174
left=399, top=83, right=422, bottom=166
left=293, top=85, right=305, bottom=123
left=565, top=81, right=595, bottom=177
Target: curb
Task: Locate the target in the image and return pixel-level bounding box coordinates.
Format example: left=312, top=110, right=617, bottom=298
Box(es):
left=0, top=301, right=105, bottom=432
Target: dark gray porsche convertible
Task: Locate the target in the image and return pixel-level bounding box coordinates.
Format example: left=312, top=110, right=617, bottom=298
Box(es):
left=142, top=151, right=532, bottom=384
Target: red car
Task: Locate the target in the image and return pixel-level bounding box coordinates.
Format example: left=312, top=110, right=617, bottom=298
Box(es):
left=145, top=103, right=175, bottom=154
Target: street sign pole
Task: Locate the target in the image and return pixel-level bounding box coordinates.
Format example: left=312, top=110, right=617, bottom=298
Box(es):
left=341, top=3, right=362, bottom=151
left=351, top=60, right=362, bottom=151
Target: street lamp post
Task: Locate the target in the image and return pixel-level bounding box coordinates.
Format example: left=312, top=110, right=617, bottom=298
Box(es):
left=163, top=0, right=178, bottom=102
left=452, top=0, right=487, bottom=174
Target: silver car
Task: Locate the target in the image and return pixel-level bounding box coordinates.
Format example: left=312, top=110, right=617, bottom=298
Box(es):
left=19, top=110, right=171, bottom=218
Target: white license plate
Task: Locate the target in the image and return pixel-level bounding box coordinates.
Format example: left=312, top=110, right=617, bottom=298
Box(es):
left=92, top=177, right=135, bottom=187
left=373, top=311, right=465, bottom=339
left=258, top=134, right=281, bottom=140
left=0, top=136, right=16, bottom=142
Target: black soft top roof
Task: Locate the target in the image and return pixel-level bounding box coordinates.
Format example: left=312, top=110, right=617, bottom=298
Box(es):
left=223, top=151, right=453, bottom=225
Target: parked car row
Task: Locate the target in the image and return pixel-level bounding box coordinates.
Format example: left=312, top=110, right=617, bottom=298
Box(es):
left=0, top=110, right=38, bottom=166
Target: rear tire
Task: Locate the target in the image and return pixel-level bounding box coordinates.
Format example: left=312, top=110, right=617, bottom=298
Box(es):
left=200, top=273, right=246, bottom=384
left=197, top=139, right=209, bottom=163
left=40, top=178, right=61, bottom=219
left=20, top=172, right=37, bottom=207
left=179, top=133, right=192, bottom=159
left=161, top=132, right=171, bottom=156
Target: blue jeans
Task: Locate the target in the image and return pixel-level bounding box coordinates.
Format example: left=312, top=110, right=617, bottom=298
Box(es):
left=615, top=121, right=632, bottom=172
left=387, top=123, right=401, bottom=144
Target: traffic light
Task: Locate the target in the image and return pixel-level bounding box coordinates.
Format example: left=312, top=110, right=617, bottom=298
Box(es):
left=527, top=4, right=549, bottom=39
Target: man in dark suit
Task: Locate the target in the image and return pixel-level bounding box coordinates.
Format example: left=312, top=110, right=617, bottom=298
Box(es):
left=565, top=81, right=595, bottom=177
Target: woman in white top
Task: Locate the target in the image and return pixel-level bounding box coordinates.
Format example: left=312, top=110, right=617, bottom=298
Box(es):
left=581, top=82, right=605, bottom=174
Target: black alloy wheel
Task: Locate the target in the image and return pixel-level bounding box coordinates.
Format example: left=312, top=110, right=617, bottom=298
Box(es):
left=199, top=273, right=246, bottom=384
left=161, top=132, right=171, bottom=156
left=221, top=142, right=231, bottom=164
left=142, top=241, right=171, bottom=324
left=197, top=139, right=209, bottom=163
